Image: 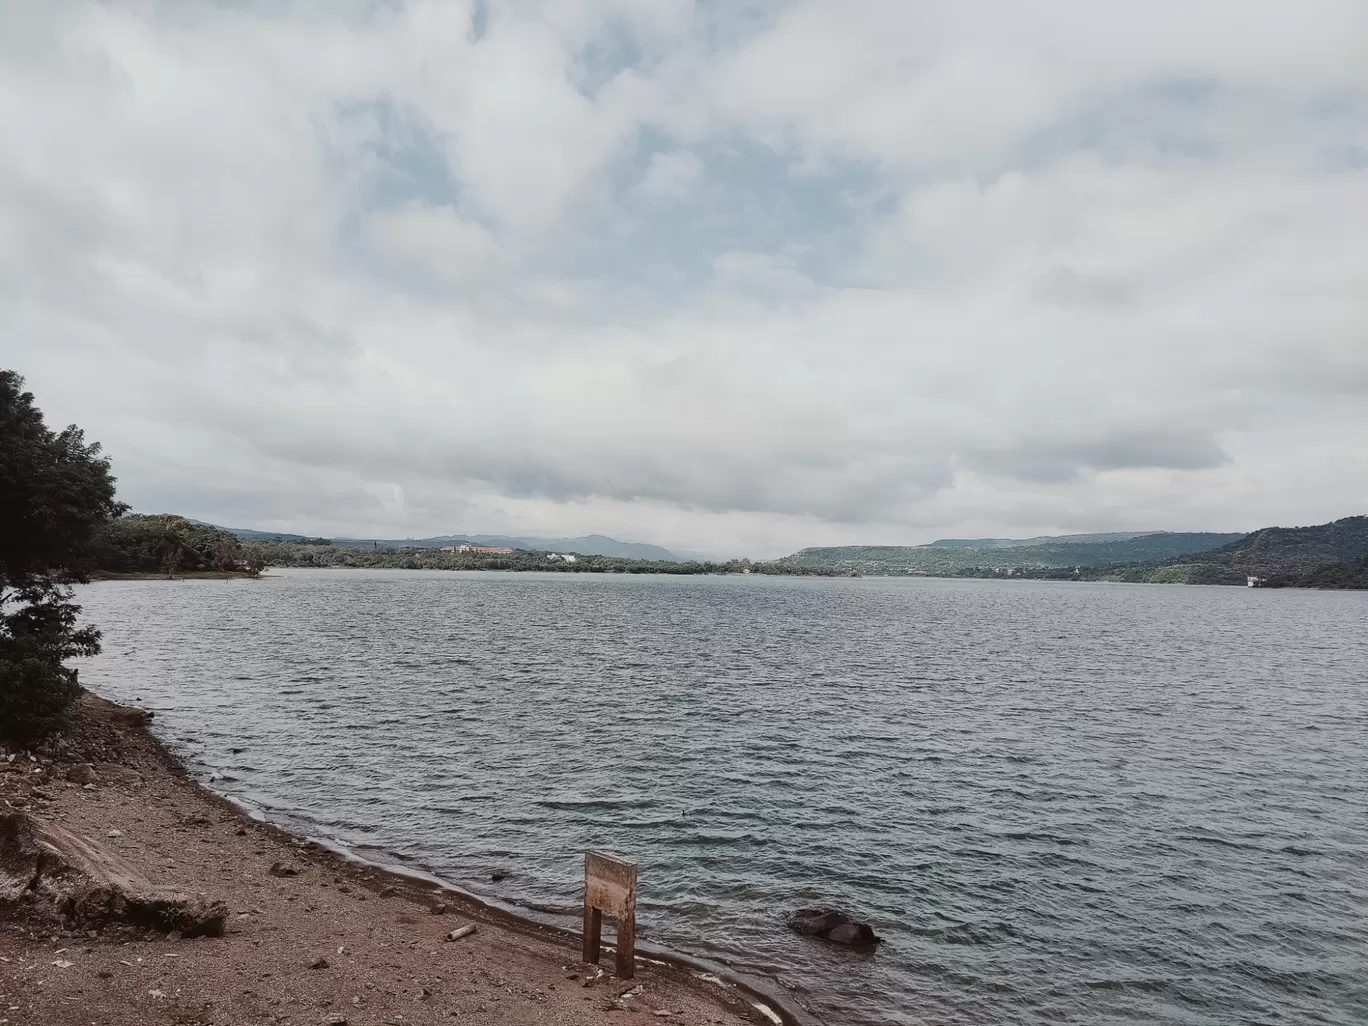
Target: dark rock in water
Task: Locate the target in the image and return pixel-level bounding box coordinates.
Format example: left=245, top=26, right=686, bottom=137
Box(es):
left=786, top=907, right=880, bottom=947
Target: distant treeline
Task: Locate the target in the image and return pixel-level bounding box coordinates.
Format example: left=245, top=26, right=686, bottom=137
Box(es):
left=247, top=539, right=846, bottom=577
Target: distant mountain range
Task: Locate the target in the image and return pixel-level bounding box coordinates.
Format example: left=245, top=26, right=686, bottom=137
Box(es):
left=215, top=526, right=676, bottom=561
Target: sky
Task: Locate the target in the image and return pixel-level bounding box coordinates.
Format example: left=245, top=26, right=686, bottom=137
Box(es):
left=3, top=1, right=1366, bottom=559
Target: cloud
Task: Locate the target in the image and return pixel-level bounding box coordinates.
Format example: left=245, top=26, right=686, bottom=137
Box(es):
left=636, top=150, right=703, bottom=203
left=2, top=0, right=1365, bottom=557
left=366, top=202, right=500, bottom=281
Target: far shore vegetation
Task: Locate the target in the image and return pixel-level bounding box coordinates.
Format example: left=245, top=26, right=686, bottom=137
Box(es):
left=234, top=539, right=844, bottom=577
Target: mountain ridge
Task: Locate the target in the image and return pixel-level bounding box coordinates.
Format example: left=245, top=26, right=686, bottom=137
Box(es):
left=778, top=530, right=1245, bottom=576
left=780, top=518, right=1368, bottom=588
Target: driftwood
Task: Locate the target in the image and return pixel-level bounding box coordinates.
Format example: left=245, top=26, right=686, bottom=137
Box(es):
left=444, top=924, right=477, bottom=941
left=0, top=811, right=226, bottom=937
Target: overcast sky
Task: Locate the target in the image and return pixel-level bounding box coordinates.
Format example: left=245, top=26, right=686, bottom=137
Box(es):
left=4, top=1, right=1365, bottom=557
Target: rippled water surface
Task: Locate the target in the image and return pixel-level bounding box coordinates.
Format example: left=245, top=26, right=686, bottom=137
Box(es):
left=75, top=570, right=1367, bottom=1025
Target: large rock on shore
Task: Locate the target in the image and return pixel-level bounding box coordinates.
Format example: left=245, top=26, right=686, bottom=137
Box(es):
left=0, top=811, right=226, bottom=937
left=785, top=907, right=881, bottom=947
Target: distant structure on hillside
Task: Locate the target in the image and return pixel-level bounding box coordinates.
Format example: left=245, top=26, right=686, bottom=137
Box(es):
left=547, top=552, right=578, bottom=563
left=439, top=544, right=515, bottom=554
left=1246, top=575, right=1266, bottom=587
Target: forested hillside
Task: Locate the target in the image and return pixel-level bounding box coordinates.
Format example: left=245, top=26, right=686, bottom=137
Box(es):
left=93, top=515, right=265, bottom=577
left=1105, top=516, right=1368, bottom=587
left=778, top=531, right=1242, bottom=576
left=776, top=519, right=1368, bottom=589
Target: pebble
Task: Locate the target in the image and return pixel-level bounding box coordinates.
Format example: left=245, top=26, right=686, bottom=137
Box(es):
left=310, top=956, right=329, bottom=970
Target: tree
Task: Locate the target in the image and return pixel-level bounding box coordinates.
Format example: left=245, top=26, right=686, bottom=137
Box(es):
left=151, top=514, right=191, bottom=578
left=241, top=545, right=270, bottom=576
left=0, top=370, right=122, bottom=741
left=211, top=537, right=240, bottom=572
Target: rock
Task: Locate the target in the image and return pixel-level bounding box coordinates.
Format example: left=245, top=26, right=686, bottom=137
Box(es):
left=310, top=956, right=329, bottom=970
left=785, top=907, right=880, bottom=947
left=235, top=828, right=247, bottom=836
left=321, top=1015, right=348, bottom=1026
left=106, top=829, right=123, bottom=839
left=66, top=764, right=100, bottom=786
left=490, top=869, right=509, bottom=882
left=0, top=811, right=226, bottom=938
left=379, top=885, right=397, bottom=898
left=431, top=901, right=447, bottom=916
left=269, top=862, right=298, bottom=877
left=91, top=763, right=143, bottom=788
left=174, top=896, right=230, bottom=938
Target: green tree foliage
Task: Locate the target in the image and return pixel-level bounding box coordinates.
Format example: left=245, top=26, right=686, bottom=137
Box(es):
left=1, top=370, right=123, bottom=740
left=91, top=515, right=258, bottom=576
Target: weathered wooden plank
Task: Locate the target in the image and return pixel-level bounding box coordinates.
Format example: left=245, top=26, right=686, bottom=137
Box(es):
left=582, top=851, right=637, bottom=979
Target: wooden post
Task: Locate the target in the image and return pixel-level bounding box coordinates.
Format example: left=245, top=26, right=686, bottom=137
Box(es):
left=582, top=851, right=637, bottom=979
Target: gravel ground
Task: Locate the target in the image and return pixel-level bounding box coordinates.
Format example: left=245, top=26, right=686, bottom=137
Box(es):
left=0, top=696, right=771, bottom=1026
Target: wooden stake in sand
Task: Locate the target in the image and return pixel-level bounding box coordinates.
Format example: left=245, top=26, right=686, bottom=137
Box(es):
left=582, top=851, right=637, bottom=979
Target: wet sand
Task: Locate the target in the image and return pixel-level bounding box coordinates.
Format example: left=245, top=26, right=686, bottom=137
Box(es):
left=0, top=695, right=784, bottom=1026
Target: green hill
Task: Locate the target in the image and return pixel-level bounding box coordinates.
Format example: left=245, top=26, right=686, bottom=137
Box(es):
left=777, top=531, right=1243, bottom=576
left=1107, top=516, right=1368, bottom=587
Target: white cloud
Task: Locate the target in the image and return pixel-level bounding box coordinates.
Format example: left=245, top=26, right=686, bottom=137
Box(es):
left=637, top=150, right=703, bottom=203
left=366, top=203, right=499, bottom=281
left=2, top=0, right=1365, bottom=557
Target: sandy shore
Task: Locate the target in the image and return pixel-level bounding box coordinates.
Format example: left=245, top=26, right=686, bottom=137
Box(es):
left=0, top=695, right=789, bottom=1026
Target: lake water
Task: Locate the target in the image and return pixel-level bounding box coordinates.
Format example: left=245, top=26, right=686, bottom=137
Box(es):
left=75, top=570, right=1367, bottom=1025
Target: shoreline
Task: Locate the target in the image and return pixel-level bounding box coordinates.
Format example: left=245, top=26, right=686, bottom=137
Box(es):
left=1, top=694, right=816, bottom=1026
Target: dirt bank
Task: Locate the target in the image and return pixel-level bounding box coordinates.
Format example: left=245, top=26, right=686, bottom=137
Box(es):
left=0, top=695, right=782, bottom=1026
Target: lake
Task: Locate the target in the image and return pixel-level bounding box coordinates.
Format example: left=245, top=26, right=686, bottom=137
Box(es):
left=75, top=570, right=1368, bottom=1025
